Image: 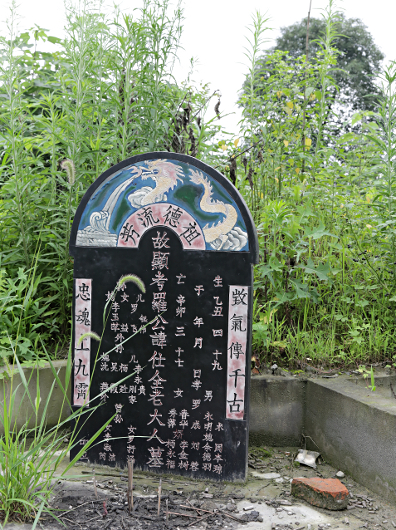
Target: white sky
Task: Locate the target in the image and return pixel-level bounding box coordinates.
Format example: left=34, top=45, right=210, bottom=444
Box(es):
left=5, top=0, right=396, bottom=135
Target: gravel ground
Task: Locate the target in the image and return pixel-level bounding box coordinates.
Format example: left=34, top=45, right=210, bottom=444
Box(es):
left=3, top=446, right=396, bottom=530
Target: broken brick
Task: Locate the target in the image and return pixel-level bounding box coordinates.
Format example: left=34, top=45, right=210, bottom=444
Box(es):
left=291, top=477, right=349, bottom=510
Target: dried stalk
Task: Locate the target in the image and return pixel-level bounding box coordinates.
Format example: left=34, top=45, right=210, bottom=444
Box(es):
left=302, top=0, right=313, bottom=174
left=128, top=460, right=133, bottom=513
left=93, top=469, right=98, bottom=499
left=157, top=478, right=162, bottom=516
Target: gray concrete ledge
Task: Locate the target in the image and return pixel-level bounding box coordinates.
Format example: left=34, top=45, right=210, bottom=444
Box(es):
left=250, top=372, right=396, bottom=504
left=0, top=360, right=70, bottom=434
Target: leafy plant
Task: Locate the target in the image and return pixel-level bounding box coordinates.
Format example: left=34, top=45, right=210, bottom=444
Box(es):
left=1, top=0, right=396, bottom=370
left=357, top=364, right=376, bottom=391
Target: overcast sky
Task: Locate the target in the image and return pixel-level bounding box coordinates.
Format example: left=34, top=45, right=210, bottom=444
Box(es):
left=5, top=0, right=396, bottom=134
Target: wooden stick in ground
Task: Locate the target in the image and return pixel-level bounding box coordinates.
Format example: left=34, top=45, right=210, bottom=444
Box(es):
left=185, top=499, right=202, bottom=515
left=93, top=469, right=98, bottom=499
left=188, top=512, right=212, bottom=527
left=220, top=510, right=241, bottom=522
left=128, top=460, right=134, bottom=514
left=180, top=505, right=214, bottom=515
left=181, top=505, right=240, bottom=523
left=167, top=511, right=198, bottom=518
left=157, top=478, right=162, bottom=516
left=166, top=499, right=169, bottom=521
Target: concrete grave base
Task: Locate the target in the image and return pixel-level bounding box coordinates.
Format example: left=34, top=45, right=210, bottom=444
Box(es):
left=250, top=372, right=396, bottom=504
left=2, top=361, right=396, bottom=505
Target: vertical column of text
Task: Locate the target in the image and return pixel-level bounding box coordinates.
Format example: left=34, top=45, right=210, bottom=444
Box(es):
left=74, top=279, right=92, bottom=406
left=226, top=286, right=248, bottom=420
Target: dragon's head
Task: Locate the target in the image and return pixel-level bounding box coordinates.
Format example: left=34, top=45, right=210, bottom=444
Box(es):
left=143, top=160, right=184, bottom=189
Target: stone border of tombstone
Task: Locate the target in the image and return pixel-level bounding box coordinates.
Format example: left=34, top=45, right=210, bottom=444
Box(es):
left=69, top=152, right=258, bottom=481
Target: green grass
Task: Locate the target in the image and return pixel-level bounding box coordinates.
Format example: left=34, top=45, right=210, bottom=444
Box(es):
left=0, top=0, right=395, bottom=369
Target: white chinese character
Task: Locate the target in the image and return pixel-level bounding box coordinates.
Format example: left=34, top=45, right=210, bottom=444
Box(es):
left=194, top=338, right=203, bottom=349
left=192, top=399, right=201, bottom=409
left=213, top=276, right=223, bottom=287
left=152, top=231, right=170, bottom=249
left=204, top=390, right=213, bottom=401
left=121, top=292, right=129, bottom=303
left=176, top=306, right=186, bottom=317
left=147, top=447, right=164, bottom=468
left=151, top=252, right=169, bottom=270
left=150, top=331, right=167, bottom=348
left=148, top=351, right=166, bottom=368
left=191, top=379, right=202, bottom=390
left=152, top=292, right=167, bottom=313
left=151, top=271, right=168, bottom=291
left=147, top=409, right=165, bottom=426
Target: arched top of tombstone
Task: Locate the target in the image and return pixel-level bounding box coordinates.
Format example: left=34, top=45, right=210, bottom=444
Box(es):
left=70, top=152, right=259, bottom=263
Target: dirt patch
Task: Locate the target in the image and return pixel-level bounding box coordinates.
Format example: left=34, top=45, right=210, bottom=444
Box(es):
left=31, top=446, right=396, bottom=529
left=40, top=479, right=257, bottom=529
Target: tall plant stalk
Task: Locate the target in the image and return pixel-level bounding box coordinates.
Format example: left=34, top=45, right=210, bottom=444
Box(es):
left=0, top=4, right=31, bottom=267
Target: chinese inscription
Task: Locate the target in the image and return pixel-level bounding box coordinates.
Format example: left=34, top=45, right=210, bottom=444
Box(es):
left=74, top=279, right=92, bottom=406
left=226, top=286, right=248, bottom=420
left=70, top=153, right=258, bottom=482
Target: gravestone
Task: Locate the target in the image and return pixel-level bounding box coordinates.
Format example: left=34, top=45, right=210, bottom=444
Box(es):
left=69, top=153, right=258, bottom=481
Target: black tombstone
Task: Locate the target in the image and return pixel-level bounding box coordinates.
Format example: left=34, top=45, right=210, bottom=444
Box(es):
left=69, top=152, right=258, bottom=481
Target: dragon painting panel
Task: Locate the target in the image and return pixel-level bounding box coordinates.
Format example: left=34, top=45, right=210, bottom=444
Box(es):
left=76, top=159, right=249, bottom=252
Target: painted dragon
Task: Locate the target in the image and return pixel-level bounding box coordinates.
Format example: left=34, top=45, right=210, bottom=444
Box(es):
left=76, top=161, right=184, bottom=247
left=189, top=169, right=248, bottom=251
left=128, top=160, right=184, bottom=208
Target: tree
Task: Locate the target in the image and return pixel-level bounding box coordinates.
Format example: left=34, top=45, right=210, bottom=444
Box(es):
left=273, top=14, right=384, bottom=114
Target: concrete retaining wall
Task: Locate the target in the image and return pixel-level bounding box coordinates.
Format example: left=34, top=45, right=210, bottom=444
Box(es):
left=250, top=372, right=396, bottom=504
left=305, top=377, right=396, bottom=502
left=249, top=376, right=305, bottom=446
left=0, top=360, right=70, bottom=434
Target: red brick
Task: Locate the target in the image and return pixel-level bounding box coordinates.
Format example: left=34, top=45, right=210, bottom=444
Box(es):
left=291, top=477, right=349, bottom=510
